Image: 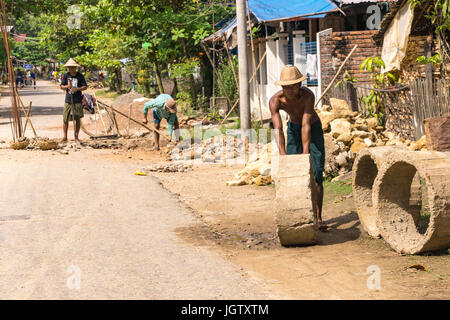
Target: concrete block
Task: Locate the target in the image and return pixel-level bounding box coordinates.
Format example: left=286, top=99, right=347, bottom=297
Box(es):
left=273, top=155, right=317, bottom=246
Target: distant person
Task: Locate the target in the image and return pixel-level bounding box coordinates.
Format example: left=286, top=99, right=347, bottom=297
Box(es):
left=15, top=69, right=24, bottom=88
left=60, top=58, right=87, bottom=144
left=30, top=70, right=36, bottom=89
left=1, top=71, right=7, bottom=85
left=142, top=94, right=179, bottom=151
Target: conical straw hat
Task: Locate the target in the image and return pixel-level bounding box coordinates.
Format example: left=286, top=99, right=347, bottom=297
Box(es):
left=275, top=65, right=307, bottom=86
left=63, top=58, right=81, bottom=68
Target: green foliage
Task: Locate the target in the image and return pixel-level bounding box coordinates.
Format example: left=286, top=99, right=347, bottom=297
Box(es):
left=215, top=55, right=239, bottom=103
left=168, top=59, right=200, bottom=80
left=416, top=53, right=442, bottom=65
left=408, top=0, right=450, bottom=32
left=323, top=179, right=353, bottom=196
left=334, top=70, right=358, bottom=88
left=176, top=91, right=193, bottom=110
left=359, top=57, right=399, bottom=125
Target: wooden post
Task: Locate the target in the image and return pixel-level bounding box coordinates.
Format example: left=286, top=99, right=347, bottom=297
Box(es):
left=424, top=35, right=434, bottom=114
left=201, top=42, right=234, bottom=109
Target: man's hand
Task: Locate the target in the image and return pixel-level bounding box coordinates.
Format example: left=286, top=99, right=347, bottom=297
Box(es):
left=70, top=87, right=78, bottom=94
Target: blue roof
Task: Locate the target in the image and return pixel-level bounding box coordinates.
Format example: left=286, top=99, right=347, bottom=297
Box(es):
left=203, top=0, right=337, bottom=42
left=248, top=0, right=337, bottom=22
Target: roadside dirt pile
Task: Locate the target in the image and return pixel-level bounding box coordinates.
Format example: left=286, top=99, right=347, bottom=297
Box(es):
left=8, top=137, right=59, bottom=151
left=227, top=143, right=272, bottom=186
left=319, top=98, right=428, bottom=177
left=145, top=162, right=193, bottom=173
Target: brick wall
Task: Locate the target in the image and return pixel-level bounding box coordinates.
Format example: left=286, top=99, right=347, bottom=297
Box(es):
left=320, top=30, right=380, bottom=91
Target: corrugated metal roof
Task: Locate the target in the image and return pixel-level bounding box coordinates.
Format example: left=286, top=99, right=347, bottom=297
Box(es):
left=203, top=0, right=338, bottom=43
left=337, top=0, right=397, bottom=4
left=248, top=0, right=337, bottom=22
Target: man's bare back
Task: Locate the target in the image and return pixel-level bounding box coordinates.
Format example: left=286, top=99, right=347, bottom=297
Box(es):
left=270, top=87, right=320, bottom=125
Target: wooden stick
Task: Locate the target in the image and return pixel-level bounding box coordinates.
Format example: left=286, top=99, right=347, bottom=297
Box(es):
left=248, top=51, right=267, bottom=84
left=314, top=45, right=358, bottom=109
left=223, top=35, right=239, bottom=89
left=14, top=90, right=37, bottom=137
left=220, top=99, right=239, bottom=124
left=17, top=98, right=37, bottom=138
left=23, top=101, right=33, bottom=134
left=201, top=42, right=234, bottom=109
left=93, top=92, right=108, bottom=133
left=246, top=0, right=263, bottom=125
left=96, top=99, right=171, bottom=141
left=127, top=103, right=132, bottom=136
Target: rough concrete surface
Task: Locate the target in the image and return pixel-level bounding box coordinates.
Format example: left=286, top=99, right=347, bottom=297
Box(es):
left=373, top=150, right=450, bottom=254
left=273, top=155, right=317, bottom=246
left=352, top=147, right=402, bottom=238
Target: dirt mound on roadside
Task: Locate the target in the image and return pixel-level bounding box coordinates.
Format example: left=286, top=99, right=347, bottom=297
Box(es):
left=111, top=91, right=144, bottom=108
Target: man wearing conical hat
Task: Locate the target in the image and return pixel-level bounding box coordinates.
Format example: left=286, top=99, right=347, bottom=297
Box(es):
left=269, top=65, right=328, bottom=231
left=60, top=58, right=87, bottom=144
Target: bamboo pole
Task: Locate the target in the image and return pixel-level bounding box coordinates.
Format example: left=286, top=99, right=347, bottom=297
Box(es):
left=248, top=51, right=267, bottom=84
left=0, top=0, right=22, bottom=140
left=223, top=35, right=239, bottom=89
left=201, top=42, right=234, bottom=110
left=314, top=45, right=358, bottom=108
left=127, top=103, right=132, bottom=136
left=96, top=99, right=171, bottom=141
left=246, top=0, right=263, bottom=125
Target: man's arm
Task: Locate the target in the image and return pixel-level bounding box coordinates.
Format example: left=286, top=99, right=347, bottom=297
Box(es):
left=142, top=100, right=155, bottom=124
left=60, top=75, right=69, bottom=90
left=269, top=95, right=286, bottom=155
left=167, top=113, right=177, bottom=141
left=301, top=95, right=314, bottom=154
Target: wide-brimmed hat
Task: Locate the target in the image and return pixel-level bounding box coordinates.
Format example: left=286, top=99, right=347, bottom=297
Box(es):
left=165, top=98, right=177, bottom=114
left=63, top=58, right=81, bottom=68
left=275, top=65, right=307, bottom=86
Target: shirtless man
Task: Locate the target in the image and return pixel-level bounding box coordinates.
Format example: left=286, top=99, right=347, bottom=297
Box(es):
left=269, top=65, right=328, bottom=231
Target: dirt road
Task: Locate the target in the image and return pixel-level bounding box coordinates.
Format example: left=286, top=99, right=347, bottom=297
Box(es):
left=0, top=149, right=285, bottom=299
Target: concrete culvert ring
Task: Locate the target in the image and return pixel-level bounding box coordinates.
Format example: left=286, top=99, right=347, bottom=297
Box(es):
left=374, top=151, right=450, bottom=254
left=352, top=147, right=402, bottom=238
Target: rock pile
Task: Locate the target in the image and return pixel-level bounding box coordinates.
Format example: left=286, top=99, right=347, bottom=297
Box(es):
left=145, top=163, right=193, bottom=173
left=170, top=136, right=246, bottom=163
left=226, top=144, right=272, bottom=186
left=319, top=98, right=428, bottom=176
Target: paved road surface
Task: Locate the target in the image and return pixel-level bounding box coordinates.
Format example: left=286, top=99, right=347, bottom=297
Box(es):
left=0, top=151, right=282, bottom=299
left=0, top=81, right=90, bottom=140
left=0, top=79, right=283, bottom=299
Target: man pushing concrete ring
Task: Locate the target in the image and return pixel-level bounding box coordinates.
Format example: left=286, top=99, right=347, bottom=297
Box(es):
left=142, top=94, right=180, bottom=151
left=269, top=65, right=328, bottom=231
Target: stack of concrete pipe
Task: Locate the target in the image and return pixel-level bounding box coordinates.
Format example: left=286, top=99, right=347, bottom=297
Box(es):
left=352, top=147, right=450, bottom=254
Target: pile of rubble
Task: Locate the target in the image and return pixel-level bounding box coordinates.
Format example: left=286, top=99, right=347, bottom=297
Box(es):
left=6, top=137, right=60, bottom=151
left=170, top=136, right=245, bottom=163
left=318, top=98, right=428, bottom=176
left=144, top=162, right=193, bottom=173
left=226, top=144, right=272, bottom=187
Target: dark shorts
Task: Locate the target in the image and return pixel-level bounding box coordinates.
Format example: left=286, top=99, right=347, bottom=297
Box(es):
left=63, top=102, right=84, bottom=123
left=153, top=108, right=178, bottom=125
left=286, top=120, right=325, bottom=184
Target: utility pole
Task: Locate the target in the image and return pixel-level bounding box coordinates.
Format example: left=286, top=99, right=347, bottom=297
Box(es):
left=236, top=0, right=251, bottom=134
